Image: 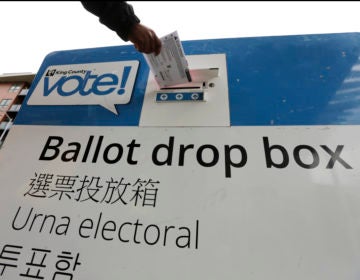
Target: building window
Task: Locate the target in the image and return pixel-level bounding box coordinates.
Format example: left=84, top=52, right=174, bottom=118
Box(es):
left=0, top=99, right=12, bottom=109
left=8, top=84, right=21, bottom=92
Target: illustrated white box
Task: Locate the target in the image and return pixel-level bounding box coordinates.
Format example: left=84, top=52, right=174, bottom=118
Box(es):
left=140, top=54, right=230, bottom=127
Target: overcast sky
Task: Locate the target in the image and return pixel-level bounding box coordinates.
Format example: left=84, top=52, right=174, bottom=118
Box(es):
left=1, top=1, right=360, bottom=75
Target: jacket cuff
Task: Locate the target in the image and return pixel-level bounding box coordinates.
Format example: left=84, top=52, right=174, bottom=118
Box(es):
left=116, top=14, right=140, bottom=41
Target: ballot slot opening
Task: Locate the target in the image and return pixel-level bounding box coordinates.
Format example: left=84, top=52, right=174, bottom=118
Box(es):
left=155, top=68, right=219, bottom=103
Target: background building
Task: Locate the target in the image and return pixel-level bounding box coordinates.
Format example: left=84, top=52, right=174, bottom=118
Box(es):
left=0, top=73, right=35, bottom=148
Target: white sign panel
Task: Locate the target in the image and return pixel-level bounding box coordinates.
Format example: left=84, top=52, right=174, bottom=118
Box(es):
left=0, top=125, right=359, bottom=279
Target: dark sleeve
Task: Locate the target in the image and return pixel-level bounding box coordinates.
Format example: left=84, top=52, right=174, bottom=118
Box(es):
left=81, top=1, right=140, bottom=41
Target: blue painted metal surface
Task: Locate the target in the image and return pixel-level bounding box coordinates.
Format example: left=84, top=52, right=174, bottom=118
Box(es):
left=15, top=32, right=360, bottom=126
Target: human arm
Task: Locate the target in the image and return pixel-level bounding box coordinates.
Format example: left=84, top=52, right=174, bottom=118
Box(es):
left=81, top=1, right=161, bottom=55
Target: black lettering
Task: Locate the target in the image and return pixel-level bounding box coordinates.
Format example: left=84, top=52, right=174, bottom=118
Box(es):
left=163, top=225, right=175, bottom=246
left=92, top=136, right=103, bottom=163
left=102, top=220, right=116, bottom=241
left=224, top=145, right=247, bottom=178
left=82, top=135, right=94, bottom=162
left=61, top=142, right=80, bottom=162
left=321, top=145, right=353, bottom=169
left=197, top=145, right=219, bottom=167
left=39, top=214, right=56, bottom=233
left=152, top=136, right=174, bottom=165
left=28, top=213, right=43, bottom=231
left=133, top=219, right=143, bottom=244
left=293, top=145, right=319, bottom=169
left=176, top=227, right=191, bottom=248
left=263, top=137, right=289, bottom=168
left=179, top=144, right=194, bottom=166
left=103, top=143, right=123, bottom=164
left=127, top=139, right=141, bottom=165
left=118, top=222, right=131, bottom=242
left=94, top=212, right=102, bottom=239
left=79, top=218, right=93, bottom=238
left=39, top=136, right=63, bottom=160
left=144, top=224, right=160, bottom=245
left=12, top=206, right=32, bottom=231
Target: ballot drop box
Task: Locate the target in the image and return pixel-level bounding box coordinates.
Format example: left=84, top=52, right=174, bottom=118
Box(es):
left=1, top=32, right=360, bottom=280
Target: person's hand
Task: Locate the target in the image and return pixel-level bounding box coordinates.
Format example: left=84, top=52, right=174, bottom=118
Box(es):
left=128, top=23, right=162, bottom=56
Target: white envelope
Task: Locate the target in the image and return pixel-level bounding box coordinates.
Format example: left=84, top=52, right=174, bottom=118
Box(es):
left=144, top=31, right=191, bottom=88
